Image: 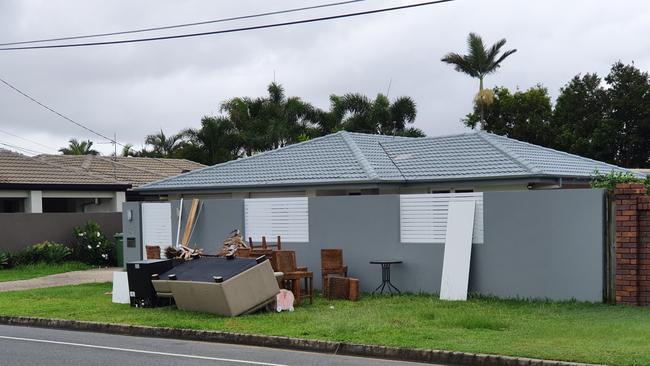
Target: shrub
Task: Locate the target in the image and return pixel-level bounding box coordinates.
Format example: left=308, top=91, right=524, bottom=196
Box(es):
left=590, top=169, right=650, bottom=191
left=71, top=221, right=115, bottom=266
left=0, top=251, right=11, bottom=269
left=12, top=241, right=71, bottom=265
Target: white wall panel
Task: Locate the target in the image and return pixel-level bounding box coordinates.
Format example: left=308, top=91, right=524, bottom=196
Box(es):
left=439, top=200, right=476, bottom=301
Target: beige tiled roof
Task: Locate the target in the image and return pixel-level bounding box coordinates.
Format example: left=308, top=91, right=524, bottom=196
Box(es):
left=35, top=154, right=205, bottom=187
left=0, top=149, right=125, bottom=187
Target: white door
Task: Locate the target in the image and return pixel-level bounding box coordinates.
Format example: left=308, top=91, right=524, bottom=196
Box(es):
left=141, top=202, right=172, bottom=259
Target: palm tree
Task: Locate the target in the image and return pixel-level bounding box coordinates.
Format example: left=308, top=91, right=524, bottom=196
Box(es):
left=181, top=116, right=242, bottom=165
left=59, top=138, right=99, bottom=155
left=220, top=82, right=314, bottom=155
left=259, top=82, right=313, bottom=149
left=120, top=144, right=139, bottom=157
left=333, top=93, right=422, bottom=136
left=441, top=32, right=517, bottom=125
left=144, top=130, right=183, bottom=158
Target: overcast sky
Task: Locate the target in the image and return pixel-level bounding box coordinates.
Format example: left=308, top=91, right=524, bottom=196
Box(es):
left=1, top=0, right=649, bottom=156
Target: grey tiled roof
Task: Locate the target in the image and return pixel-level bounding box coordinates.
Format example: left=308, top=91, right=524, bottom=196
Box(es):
left=137, top=131, right=643, bottom=192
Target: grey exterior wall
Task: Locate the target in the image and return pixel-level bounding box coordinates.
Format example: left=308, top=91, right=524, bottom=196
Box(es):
left=125, top=189, right=606, bottom=301
left=0, top=212, right=121, bottom=252
left=283, top=195, right=443, bottom=294
left=471, top=189, right=605, bottom=301
left=171, top=199, right=245, bottom=255
left=122, top=202, right=143, bottom=264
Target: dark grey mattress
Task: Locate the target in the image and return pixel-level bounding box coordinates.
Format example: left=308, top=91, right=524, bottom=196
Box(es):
left=159, top=257, right=258, bottom=283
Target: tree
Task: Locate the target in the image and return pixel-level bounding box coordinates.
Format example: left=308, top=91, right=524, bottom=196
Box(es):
left=170, top=82, right=426, bottom=165
left=180, top=116, right=242, bottom=165
left=551, top=73, right=615, bottom=163
left=464, top=85, right=553, bottom=147
left=441, top=32, right=517, bottom=125
left=257, top=82, right=314, bottom=150
left=330, top=93, right=423, bottom=136
left=605, top=62, right=650, bottom=167
left=462, top=62, right=650, bottom=168
left=219, top=82, right=314, bottom=155
left=144, top=130, right=183, bottom=158
left=59, top=138, right=99, bottom=155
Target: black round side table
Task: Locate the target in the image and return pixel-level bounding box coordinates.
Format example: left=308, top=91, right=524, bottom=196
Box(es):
left=369, top=260, right=402, bottom=295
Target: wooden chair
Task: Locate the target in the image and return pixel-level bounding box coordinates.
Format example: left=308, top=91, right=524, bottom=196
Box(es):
left=321, top=249, right=347, bottom=296
left=248, top=236, right=282, bottom=251
left=275, top=250, right=313, bottom=305
left=145, top=245, right=161, bottom=259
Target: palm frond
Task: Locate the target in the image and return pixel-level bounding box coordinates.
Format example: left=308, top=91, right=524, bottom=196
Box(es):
left=491, top=48, right=517, bottom=70
left=441, top=52, right=478, bottom=77
left=485, top=38, right=507, bottom=62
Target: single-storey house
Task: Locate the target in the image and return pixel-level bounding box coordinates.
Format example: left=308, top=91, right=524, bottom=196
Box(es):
left=0, top=150, right=205, bottom=213
left=0, top=149, right=129, bottom=213
left=124, top=132, right=648, bottom=302
left=136, top=131, right=643, bottom=199
left=36, top=154, right=205, bottom=201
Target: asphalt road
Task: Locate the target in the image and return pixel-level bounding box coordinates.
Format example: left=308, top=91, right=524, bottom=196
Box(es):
left=0, top=324, right=430, bottom=366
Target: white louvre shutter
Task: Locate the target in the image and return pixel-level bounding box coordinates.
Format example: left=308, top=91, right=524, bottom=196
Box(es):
left=141, top=202, right=172, bottom=258
left=245, top=197, right=309, bottom=243
left=400, top=193, right=483, bottom=244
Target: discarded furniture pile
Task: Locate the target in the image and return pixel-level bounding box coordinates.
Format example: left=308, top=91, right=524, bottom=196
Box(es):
left=126, top=255, right=279, bottom=317
left=152, top=256, right=279, bottom=316
left=126, top=220, right=362, bottom=317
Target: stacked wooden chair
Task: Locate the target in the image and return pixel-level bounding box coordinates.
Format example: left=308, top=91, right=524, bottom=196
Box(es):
left=320, top=249, right=347, bottom=297
left=275, top=250, right=313, bottom=305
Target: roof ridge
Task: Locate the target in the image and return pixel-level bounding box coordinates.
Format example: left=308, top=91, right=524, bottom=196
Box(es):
left=95, top=155, right=169, bottom=178
left=476, top=132, right=541, bottom=174
left=340, top=132, right=379, bottom=180
left=481, top=131, right=641, bottom=176
left=15, top=151, right=126, bottom=185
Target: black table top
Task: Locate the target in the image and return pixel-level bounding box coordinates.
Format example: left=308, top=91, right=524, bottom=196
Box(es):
left=369, top=260, right=403, bottom=265
left=159, top=257, right=258, bottom=283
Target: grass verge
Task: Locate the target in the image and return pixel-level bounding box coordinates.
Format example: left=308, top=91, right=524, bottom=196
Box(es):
left=0, top=262, right=91, bottom=282
left=0, top=283, right=649, bottom=366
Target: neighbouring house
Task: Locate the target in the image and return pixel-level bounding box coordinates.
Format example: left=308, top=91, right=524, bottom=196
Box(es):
left=0, top=150, right=205, bottom=252
left=0, top=150, right=206, bottom=213
left=135, top=131, right=644, bottom=199
left=36, top=154, right=205, bottom=201
left=0, top=149, right=130, bottom=213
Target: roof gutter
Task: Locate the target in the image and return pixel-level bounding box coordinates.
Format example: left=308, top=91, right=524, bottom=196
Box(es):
left=0, top=183, right=131, bottom=191
left=135, top=174, right=593, bottom=195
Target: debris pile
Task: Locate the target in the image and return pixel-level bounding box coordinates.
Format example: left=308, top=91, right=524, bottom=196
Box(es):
left=217, top=229, right=248, bottom=257
left=164, top=244, right=203, bottom=260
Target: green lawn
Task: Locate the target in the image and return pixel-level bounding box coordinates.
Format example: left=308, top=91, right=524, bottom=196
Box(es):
left=1, top=284, right=649, bottom=365
left=0, top=262, right=91, bottom=282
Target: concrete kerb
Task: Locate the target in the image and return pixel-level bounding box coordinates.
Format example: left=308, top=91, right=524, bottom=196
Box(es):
left=0, top=316, right=601, bottom=366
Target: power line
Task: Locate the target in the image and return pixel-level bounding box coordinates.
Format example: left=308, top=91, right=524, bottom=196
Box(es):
left=0, top=0, right=366, bottom=47
left=0, top=141, right=49, bottom=155
left=0, top=0, right=454, bottom=51
left=0, top=77, right=125, bottom=147
left=0, top=128, right=58, bottom=151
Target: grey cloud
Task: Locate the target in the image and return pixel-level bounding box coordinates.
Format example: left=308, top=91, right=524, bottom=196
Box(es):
left=1, top=0, right=649, bottom=155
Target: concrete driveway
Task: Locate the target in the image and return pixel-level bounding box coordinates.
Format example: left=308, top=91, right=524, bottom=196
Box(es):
left=0, top=267, right=119, bottom=292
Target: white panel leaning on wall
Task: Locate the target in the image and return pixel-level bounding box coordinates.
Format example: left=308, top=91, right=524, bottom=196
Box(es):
left=244, top=197, right=309, bottom=243
left=399, top=192, right=484, bottom=244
